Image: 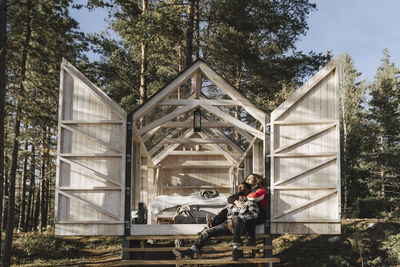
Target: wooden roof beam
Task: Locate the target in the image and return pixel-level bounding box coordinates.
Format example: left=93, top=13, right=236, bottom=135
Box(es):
left=134, top=104, right=197, bottom=137
left=152, top=129, right=194, bottom=165
left=201, top=104, right=264, bottom=140
left=159, top=99, right=239, bottom=106
left=197, top=131, right=240, bottom=164
left=199, top=62, right=267, bottom=126
left=132, top=61, right=202, bottom=122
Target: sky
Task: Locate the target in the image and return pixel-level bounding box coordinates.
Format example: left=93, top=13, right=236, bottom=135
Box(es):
left=70, top=0, right=400, bottom=81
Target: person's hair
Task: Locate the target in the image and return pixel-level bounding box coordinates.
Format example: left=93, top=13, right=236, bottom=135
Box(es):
left=246, top=173, right=265, bottom=189
left=237, top=182, right=251, bottom=196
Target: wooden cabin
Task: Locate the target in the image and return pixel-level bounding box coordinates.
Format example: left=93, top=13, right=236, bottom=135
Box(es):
left=55, top=58, right=341, bottom=236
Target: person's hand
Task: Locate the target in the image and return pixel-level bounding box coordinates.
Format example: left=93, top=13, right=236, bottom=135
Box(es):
left=234, top=200, right=245, bottom=210
left=207, top=219, right=212, bottom=228
left=228, top=221, right=233, bottom=231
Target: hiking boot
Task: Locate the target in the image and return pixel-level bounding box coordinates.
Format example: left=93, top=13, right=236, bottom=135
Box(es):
left=231, top=247, right=243, bottom=261
left=245, top=236, right=256, bottom=246
left=173, top=248, right=194, bottom=259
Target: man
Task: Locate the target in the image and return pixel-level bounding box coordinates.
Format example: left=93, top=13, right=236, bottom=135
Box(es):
left=173, top=182, right=259, bottom=260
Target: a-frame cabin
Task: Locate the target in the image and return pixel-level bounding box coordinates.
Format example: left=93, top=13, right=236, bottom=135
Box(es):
left=55, top=58, right=341, bottom=236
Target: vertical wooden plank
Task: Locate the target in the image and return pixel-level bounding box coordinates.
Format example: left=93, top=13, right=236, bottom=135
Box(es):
left=252, top=140, right=263, bottom=175
left=134, top=143, right=141, bottom=211
left=334, top=67, right=342, bottom=226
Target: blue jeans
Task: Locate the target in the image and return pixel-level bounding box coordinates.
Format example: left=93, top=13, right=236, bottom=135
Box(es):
left=193, top=217, right=246, bottom=251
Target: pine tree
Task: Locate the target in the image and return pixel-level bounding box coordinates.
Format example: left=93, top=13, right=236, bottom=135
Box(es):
left=2, top=0, right=86, bottom=263
left=366, top=49, right=400, bottom=205
left=0, top=0, right=7, bottom=256
left=338, top=53, right=368, bottom=216
left=201, top=0, right=327, bottom=113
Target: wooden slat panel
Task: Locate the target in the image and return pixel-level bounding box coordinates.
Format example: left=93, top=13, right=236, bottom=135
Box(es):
left=56, top=60, right=125, bottom=236
left=270, top=58, right=340, bottom=234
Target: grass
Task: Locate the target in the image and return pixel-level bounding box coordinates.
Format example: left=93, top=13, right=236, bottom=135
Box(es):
left=274, top=219, right=400, bottom=266
left=10, top=232, right=121, bottom=266
left=5, top=219, right=400, bottom=266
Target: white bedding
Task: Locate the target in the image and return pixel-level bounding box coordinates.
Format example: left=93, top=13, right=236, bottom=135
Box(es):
left=149, top=194, right=228, bottom=214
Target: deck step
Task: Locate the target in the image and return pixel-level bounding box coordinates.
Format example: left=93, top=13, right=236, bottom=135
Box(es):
left=126, top=233, right=270, bottom=240
left=122, top=245, right=272, bottom=252
left=118, top=257, right=280, bottom=265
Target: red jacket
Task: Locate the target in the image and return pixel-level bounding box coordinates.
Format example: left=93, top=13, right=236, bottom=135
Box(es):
left=247, top=187, right=266, bottom=211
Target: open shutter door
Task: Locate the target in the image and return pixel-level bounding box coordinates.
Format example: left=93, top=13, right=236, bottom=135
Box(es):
left=55, top=59, right=127, bottom=235
left=270, top=59, right=340, bottom=234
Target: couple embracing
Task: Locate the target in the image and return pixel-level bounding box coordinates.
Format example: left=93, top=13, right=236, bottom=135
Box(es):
left=173, top=173, right=267, bottom=260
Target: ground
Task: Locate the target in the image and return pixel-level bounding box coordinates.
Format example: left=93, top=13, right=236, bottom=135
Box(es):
left=9, top=219, right=400, bottom=266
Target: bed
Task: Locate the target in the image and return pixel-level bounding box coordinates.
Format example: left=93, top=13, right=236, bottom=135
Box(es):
left=148, top=193, right=229, bottom=224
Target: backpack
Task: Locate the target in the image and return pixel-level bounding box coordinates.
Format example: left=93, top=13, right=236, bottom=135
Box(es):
left=173, top=205, right=196, bottom=224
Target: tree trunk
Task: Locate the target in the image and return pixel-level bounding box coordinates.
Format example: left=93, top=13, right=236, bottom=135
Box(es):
left=139, top=0, right=148, bottom=106
left=32, top=181, right=40, bottom=230
left=24, top=144, right=35, bottom=232
left=18, top=138, right=29, bottom=231
left=193, top=0, right=200, bottom=61
left=185, top=0, right=194, bottom=66
left=2, top=155, right=8, bottom=231
left=380, top=134, right=385, bottom=198
left=3, top=0, right=31, bottom=262
left=0, top=0, right=7, bottom=255
left=40, top=128, right=47, bottom=232
left=2, top=104, right=21, bottom=266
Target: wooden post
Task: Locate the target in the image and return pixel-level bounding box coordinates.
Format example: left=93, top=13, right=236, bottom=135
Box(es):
left=123, top=114, right=133, bottom=261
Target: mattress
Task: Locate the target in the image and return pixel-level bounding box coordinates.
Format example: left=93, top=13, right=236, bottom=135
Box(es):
left=149, top=194, right=229, bottom=215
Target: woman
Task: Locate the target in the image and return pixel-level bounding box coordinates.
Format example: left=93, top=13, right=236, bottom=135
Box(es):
left=228, top=173, right=266, bottom=246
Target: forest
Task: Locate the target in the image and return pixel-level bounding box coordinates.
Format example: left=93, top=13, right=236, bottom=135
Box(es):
left=0, top=0, right=399, bottom=266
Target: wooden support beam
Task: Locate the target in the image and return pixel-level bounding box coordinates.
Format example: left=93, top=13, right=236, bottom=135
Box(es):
left=59, top=157, right=122, bottom=186
left=152, top=130, right=194, bottom=165
left=163, top=138, right=227, bottom=144
left=148, top=127, right=186, bottom=157
left=58, top=186, right=121, bottom=191
left=162, top=165, right=232, bottom=169
left=201, top=104, right=264, bottom=139
left=197, top=131, right=240, bottom=164
left=272, top=120, right=336, bottom=126
left=159, top=99, right=238, bottom=106
left=207, top=128, right=244, bottom=154
left=61, top=123, right=121, bottom=153
left=134, top=104, right=197, bottom=137
left=199, top=62, right=267, bottom=125
left=57, top=190, right=121, bottom=220
left=168, top=151, right=226, bottom=156
left=162, top=121, right=232, bottom=128
left=132, top=124, right=155, bottom=168
left=271, top=152, right=336, bottom=158
left=141, top=94, right=198, bottom=142
left=238, top=137, right=257, bottom=166
left=274, top=123, right=336, bottom=154
left=59, top=153, right=122, bottom=157
left=274, top=190, right=337, bottom=219
left=274, top=156, right=336, bottom=186
left=61, top=120, right=124, bottom=124
left=132, top=61, right=202, bottom=122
